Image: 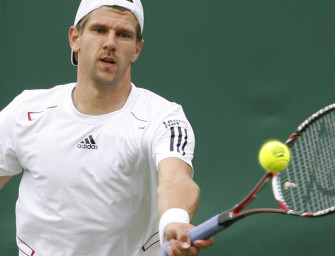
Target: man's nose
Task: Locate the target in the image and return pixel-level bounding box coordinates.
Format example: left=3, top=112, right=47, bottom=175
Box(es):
left=103, top=32, right=117, bottom=51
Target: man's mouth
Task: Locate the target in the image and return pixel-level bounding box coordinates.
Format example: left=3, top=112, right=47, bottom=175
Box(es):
left=101, top=58, right=116, bottom=64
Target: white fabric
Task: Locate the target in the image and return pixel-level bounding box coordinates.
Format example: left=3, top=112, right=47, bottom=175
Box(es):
left=159, top=208, right=190, bottom=246
left=0, top=83, right=195, bottom=256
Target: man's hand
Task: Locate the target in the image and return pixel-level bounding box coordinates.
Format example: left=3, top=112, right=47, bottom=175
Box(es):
left=164, top=223, right=214, bottom=256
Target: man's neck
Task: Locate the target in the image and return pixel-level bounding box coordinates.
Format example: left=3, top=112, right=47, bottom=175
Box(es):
left=72, top=80, right=132, bottom=116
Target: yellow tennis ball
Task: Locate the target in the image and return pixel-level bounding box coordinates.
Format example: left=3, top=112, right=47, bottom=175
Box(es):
left=258, top=140, right=290, bottom=172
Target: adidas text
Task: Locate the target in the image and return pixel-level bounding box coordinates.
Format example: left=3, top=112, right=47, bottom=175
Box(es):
left=77, top=144, right=98, bottom=150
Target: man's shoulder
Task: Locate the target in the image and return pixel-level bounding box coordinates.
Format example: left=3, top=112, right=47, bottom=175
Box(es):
left=16, top=83, right=74, bottom=108
left=132, top=85, right=187, bottom=123
left=6, top=83, right=75, bottom=115
left=135, top=86, right=177, bottom=109
left=20, top=83, right=75, bottom=99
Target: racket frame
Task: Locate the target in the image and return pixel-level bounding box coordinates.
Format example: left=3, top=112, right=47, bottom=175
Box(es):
left=163, top=103, right=335, bottom=255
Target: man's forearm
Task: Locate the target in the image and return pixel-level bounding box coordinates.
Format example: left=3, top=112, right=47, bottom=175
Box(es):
left=157, top=177, right=200, bottom=220
left=157, top=158, right=200, bottom=220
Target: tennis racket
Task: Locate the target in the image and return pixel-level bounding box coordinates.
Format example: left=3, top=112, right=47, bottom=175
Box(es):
left=163, top=103, right=335, bottom=255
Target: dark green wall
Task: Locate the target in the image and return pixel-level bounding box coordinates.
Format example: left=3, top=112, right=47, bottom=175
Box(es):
left=1, top=1, right=335, bottom=255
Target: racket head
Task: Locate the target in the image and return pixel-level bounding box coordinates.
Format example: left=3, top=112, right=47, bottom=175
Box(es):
left=272, top=104, right=335, bottom=217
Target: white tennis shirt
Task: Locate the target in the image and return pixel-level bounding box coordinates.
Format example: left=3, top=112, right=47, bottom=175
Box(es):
left=0, top=83, right=195, bottom=256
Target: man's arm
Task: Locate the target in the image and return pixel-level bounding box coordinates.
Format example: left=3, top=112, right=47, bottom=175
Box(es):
left=157, top=157, right=214, bottom=256
left=0, top=176, right=12, bottom=190
left=158, top=157, right=199, bottom=219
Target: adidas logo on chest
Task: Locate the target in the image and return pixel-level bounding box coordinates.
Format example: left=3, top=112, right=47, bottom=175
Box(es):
left=77, top=135, right=98, bottom=150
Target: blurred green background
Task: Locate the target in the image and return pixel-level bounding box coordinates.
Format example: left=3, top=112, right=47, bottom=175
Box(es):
left=1, top=1, right=335, bottom=255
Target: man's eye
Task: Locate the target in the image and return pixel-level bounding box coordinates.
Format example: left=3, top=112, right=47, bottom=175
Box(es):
left=119, top=33, right=130, bottom=38
left=95, top=29, right=105, bottom=33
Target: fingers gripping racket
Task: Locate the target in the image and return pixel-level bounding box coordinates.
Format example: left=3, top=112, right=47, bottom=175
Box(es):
left=163, top=104, right=335, bottom=255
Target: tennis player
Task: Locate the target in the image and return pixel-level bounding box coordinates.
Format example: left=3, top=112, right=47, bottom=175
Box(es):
left=0, top=0, right=213, bottom=256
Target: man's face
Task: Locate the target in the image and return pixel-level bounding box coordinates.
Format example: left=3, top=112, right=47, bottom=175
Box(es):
left=72, top=6, right=144, bottom=87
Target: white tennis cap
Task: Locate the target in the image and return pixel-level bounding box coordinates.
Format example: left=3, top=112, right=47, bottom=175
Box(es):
left=71, top=0, right=144, bottom=66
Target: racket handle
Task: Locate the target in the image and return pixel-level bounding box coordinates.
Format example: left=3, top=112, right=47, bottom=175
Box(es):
left=163, top=214, right=224, bottom=255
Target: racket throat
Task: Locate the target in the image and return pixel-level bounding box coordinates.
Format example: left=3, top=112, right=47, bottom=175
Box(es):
left=218, top=211, right=235, bottom=228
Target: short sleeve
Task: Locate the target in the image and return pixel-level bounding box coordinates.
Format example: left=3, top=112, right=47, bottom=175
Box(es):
left=0, top=94, right=23, bottom=175
left=151, top=104, right=195, bottom=171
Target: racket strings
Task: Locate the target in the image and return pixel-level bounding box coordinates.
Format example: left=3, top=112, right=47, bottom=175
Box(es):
left=278, top=110, right=335, bottom=215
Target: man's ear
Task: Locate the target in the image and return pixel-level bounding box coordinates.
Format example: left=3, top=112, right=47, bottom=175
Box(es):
left=131, top=39, right=144, bottom=63
left=69, top=26, right=80, bottom=53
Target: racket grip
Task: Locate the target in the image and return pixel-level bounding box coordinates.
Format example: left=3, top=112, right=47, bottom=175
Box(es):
left=163, top=214, right=224, bottom=255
